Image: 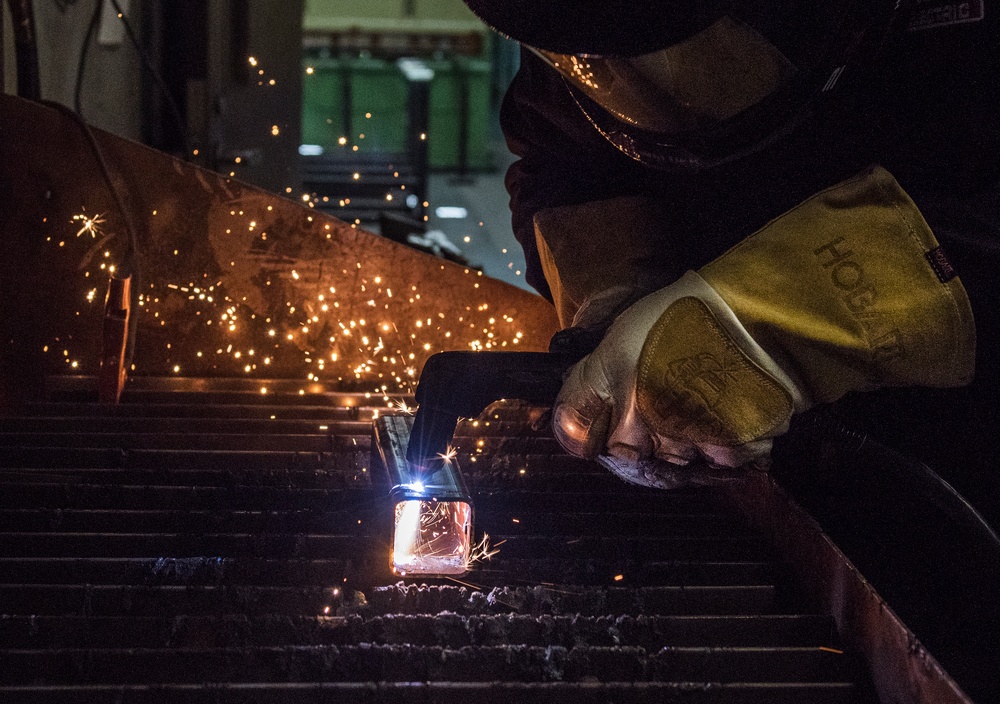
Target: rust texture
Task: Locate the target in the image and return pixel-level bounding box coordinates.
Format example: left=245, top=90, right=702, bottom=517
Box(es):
left=0, top=94, right=559, bottom=405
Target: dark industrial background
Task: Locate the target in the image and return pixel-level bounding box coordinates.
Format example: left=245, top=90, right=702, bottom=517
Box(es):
left=2, top=1, right=999, bottom=702
left=1, top=0, right=528, bottom=289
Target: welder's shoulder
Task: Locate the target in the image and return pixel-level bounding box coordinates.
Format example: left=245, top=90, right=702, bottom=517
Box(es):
left=876, top=8, right=1000, bottom=195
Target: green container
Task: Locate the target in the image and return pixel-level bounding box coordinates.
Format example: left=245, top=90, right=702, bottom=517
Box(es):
left=427, top=57, right=493, bottom=170
left=302, top=55, right=493, bottom=168
left=348, top=57, right=409, bottom=155
left=301, top=56, right=408, bottom=154
left=301, top=57, right=346, bottom=147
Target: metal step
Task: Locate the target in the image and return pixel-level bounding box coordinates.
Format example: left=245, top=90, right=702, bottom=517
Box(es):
left=0, top=682, right=859, bottom=704
left=0, top=584, right=780, bottom=619
left=20, top=403, right=376, bottom=420
left=0, top=483, right=719, bottom=510
left=0, top=614, right=835, bottom=649
left=0, top=508, right=745, bottom=537
left=0, top=432, right=568, bottom=456
left=0, top=416, right=372, bottom=434
left=0, top=644, right=858, bottom=685
left=0, top=377, right=874, bottom=702
left=0, top=557, right=776, bottom=588
left=0, top=533, right=769, bottom=561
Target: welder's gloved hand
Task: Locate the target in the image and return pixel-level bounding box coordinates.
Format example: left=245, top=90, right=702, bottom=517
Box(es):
left=553, top=166, right=976, bottom=488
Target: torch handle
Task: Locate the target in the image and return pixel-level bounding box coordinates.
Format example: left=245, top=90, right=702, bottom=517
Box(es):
left=406, top=349, right=583, bottom=466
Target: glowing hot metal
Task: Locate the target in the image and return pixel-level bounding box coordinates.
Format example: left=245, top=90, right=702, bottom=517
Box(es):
left=374, top=415, right=473, bottom=576
left=392, top=495, right=472, bottom=576
left=379, top=348, right=594, bottom=576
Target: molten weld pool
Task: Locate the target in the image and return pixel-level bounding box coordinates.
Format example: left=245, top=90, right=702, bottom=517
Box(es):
left=375, top=415, right=475, bottom=577
left=391, top=499, right=472, bottom=576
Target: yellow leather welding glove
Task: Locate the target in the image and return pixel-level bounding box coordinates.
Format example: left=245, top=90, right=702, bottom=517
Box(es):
left=553, top=166, right=976, bottom=485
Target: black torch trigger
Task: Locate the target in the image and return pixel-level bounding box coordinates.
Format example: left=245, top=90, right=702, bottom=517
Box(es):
left=405, top=327, right=597, bottom=468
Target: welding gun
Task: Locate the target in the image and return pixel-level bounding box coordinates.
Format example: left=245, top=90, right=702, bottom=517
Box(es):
left=376, top=330, right=596, bottom=576
left=383, top=331, right=1000, bottom=583
left=406, top=327, right=600, bottom=466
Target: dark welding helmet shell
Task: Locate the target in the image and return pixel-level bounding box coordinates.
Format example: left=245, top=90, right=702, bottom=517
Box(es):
left=466, top=0, right=900, bottom=170
left=463, top=0, right=728, bottom=57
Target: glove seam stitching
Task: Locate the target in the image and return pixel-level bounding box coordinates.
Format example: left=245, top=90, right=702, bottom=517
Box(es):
left=875, top=175, right=973, bottom=370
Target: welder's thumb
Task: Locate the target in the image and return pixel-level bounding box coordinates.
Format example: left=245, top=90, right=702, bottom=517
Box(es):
left=553, top=271, right=787, bottom=469
left=553, top=273, right=714, bottom=463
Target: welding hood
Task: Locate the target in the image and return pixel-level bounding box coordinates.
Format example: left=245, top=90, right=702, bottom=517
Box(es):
left=465, top=0, right=902, bottom=170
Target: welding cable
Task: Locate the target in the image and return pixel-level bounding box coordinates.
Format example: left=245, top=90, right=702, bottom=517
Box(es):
left=793, top=409, right=1000, bottom=561
left=106, top=0, right=189, bottom=156
left=40, top=98, right=143, bottom=365
left=73, top=0, right=189, bottom=156
left=73, top=0, right=103, bottom=115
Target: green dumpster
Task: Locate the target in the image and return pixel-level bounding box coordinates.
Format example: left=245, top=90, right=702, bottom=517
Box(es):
left=427, top=57, right=493, bottom=170
left=302, top=56, right=409, bottom=154
left=348, top=56, right=409, bottom=154
left=301, top=57, right=345, bottom=147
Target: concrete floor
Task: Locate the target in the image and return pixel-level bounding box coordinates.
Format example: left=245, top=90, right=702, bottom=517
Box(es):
left=424, top=147, right=532, bottom=292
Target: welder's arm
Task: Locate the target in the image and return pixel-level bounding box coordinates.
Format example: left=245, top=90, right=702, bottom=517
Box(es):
left=553, top=166, right=976, bottom=487
left=501, top=48, right=658, bottom=305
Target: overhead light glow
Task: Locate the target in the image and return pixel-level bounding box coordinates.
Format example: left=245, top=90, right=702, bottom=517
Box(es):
left=434, top=206, right=468, bottom=220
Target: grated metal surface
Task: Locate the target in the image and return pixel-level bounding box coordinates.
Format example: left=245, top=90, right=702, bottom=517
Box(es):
left=0, top=377, right=874, bottom=702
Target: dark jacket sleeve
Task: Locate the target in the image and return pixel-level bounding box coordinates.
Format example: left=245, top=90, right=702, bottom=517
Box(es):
left=500, top=49, right=651, bottom=299
left=872, top=13, right=1000, bottom=387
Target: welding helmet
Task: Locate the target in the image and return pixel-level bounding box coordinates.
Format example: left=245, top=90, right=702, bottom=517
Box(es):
left=465, top=0, right=901, bottom=170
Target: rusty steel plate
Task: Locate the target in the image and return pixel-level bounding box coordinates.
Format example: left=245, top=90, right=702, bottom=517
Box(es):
left=0, top=95, right=558, bottom=404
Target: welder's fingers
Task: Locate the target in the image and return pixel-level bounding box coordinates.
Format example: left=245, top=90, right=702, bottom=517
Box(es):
left=695, top=438, right=774, bottom=469
left=604, top=385, right=659, bottom=461
left=596, top=452, right=749, bottom=490
left=598, top=454, right=690, bottom=489
left=570, top=384, right=744, bottom=488
left=552, top=355, right=615, bottom=459
left=645, top=432, right=698, bottom=466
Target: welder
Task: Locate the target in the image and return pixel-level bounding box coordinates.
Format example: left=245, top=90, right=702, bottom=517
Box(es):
left=461, top=0, right=1000, bottom=521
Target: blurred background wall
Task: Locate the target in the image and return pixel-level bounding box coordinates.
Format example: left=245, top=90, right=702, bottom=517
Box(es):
left=3, top=0, right=527, bottom=287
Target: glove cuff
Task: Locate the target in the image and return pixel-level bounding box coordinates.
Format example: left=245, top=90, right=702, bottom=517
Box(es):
left=699, top=165, right=976, bottom=403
